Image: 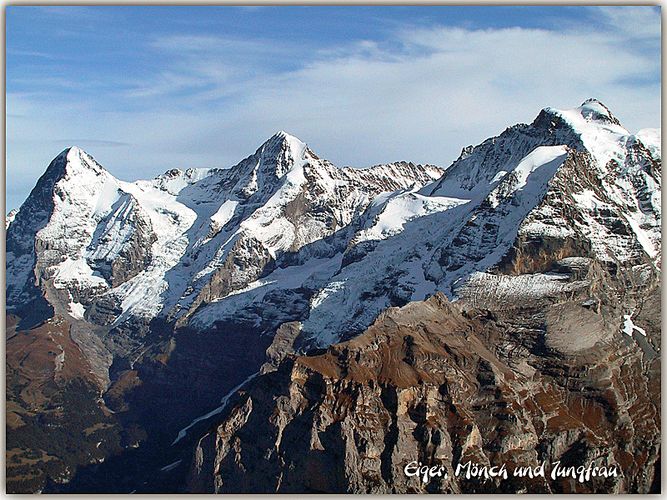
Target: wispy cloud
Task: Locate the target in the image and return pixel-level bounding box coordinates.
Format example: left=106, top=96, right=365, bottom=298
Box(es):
left=7, top=48, right=60, bottom=59
left=594, top=6, right=661, bottom=39
left=25, top=5, right=102, bottom=20
left=52, top=139, right=132, bottom=148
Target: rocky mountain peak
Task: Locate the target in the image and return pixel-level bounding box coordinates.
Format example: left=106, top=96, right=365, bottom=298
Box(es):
left=7, top=147, right=114, bottom=256
left=255, top=131, right=309, bottom=179
left=44, top=146, right=109, bottom=181
left=534, top=99, right=626, bottom=139
left=268, top=129, right=302, bottom=144
left=578, top=98, right=622, bottom=126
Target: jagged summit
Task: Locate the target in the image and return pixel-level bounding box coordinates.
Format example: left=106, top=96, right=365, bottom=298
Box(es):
left=540, top=99, right=626, bottom=133
left=427, top=99, right=639, bottom=199
left=270, top=129, right=302, bottom=142
left=7, top=100, right=661, bottom=336
left=242, top=130, right=309, bottom=181
left=259, top=130, right=307, bottom=153
left=260, top=130, right=307, bottom=154
left=578, top=98, right=621, bottom=126
left=43, top=146, right=109, bottom=182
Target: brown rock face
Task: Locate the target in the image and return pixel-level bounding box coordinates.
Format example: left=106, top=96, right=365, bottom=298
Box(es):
left=187, top=291, right=660, bottom=493
left=6, top=315, right=122, bottom=493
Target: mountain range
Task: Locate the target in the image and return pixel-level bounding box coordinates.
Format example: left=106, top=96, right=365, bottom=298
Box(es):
left=6, top=99, right=661, bottom=493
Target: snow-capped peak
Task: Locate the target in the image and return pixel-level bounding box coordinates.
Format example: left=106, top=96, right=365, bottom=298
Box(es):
left=541, top=99, right=628, bottom=137
left=7, top=101, right=659, bottom=351
left=261, top=131, right=307, bottom=157
left=577, top=98, right=621, bottom=126
left=67, top=146, right=106, bottom=171
left=249, top=131, right=309, bottom=181
left=66, top=145, right=84, bottom=159
left=268, top=130, right=305, bottom=146
left=44, top=146, right=109, bottom=182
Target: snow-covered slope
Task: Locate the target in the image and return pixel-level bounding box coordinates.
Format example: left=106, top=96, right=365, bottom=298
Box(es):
left=188, top=100, right=661, bottom=345
left=6, top=208, right=18, bottom=229
left=6, top=132, right=444, bottom=330
left=7, top=147, right=125, bottom=311
left=7, top=100, right=661, bottom=350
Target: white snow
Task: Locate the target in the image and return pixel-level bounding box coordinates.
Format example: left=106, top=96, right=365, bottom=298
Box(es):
left=7, top=108, right=661, bottom=356
left=549, top=102, right=630, bottom=169
left=300, top=143, right=573, bottom=345
left=509, top=146, right=568, bottom=192
left=9, top=130, right=448, bottom=328
left=192, top=255, right=344, bottom=328
left=635, top=128, right=661, bottom=160
left=355, top=192, right=469, bottom=243
left=520, top=220, right=575, bottom=239
left=457, top=271, right=588, bottom=307
left=623, top=313, right=647, bottom=338
left=5, top=208, right=18, bottom=229
left=160, top=460, right=182, bottom=472
left=401, top=256, right=437, bottom=301
left=92, top=178, right=122, bottom=217
left=68, top=301, right=86, bottom=320
left=623, top=213, right=658, bottom=259
left=546, top=103, right=662, bottom=266
left=572, top=189, right=603, bottom=210
left=36, top=149, right=122, bottom=292
left=311, top=280, right=347, bottom=310
left=172, top=371, right=258, bottom=445
left=209, top=200, right=238, bottom=232
left=239, top=136, right=309, bottom=257
left=52, top=258, right=108, bottom=289
left=86, top=194, right=142, bottom=264
left=152, top=168, right=213, bottom=196
left=110, top=178, right=199, bottom=322
left=491, top=171, right=508, bottom=183
left=487, top=146, right=568, bottom=209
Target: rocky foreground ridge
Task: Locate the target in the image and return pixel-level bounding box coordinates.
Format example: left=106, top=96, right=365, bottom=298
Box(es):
left=188, top=284, right=659, bottom=493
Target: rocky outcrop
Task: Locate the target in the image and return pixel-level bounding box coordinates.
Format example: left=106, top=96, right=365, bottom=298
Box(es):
left=187, top=289, right=660, bottom=493
left=87, top=194, right=156, bottom=288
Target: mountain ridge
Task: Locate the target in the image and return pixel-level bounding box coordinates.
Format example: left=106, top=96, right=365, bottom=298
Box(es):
left=5, top=100, right=661, bottom=493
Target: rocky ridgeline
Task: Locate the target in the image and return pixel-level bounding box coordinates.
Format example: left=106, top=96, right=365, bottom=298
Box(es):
left=188, top=288, right=659, bottom=493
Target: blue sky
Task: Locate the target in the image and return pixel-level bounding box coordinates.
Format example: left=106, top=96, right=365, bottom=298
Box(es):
left=6, top=5, right=661, bottom=211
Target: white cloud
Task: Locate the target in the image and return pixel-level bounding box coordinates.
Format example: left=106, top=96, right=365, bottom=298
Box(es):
left=594, top=6, right=661, bottom=40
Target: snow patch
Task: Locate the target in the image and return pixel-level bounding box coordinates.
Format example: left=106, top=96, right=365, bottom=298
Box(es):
left=68, top=301, right=86, bottom=320
left=52, top=258, right=108, bottom=289
left=510, top=146, right=568, bottom=192
left=210, top=200, right=238, bottom=232
left=635, top=128, right=661, bottom=160
left=623, top=313, right=647, bottom=337
left=172, top=372, right=258, bottom=445
left=6, top=208, right=18, bottom=229
left=356, top=192, right=469, bottom=243
left=160, top=460, right=182, bottom=472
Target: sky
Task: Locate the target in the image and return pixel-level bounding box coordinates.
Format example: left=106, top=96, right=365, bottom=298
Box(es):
left=6, top=5, right=661, bottom=212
